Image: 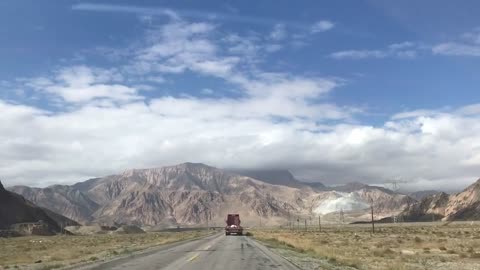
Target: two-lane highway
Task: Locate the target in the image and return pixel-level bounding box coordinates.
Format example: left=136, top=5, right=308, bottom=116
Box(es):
left=83, top=233, right=299, bottom=270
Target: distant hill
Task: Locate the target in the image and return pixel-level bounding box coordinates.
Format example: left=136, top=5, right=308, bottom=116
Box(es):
left=227, top=169, right=304, bottom=188
left=401, top=179, right=480, bottom=221
left=408, top=190, right=442, bottom=201
left=0, top=180, right=76, bottom=231
left=310, top=184, right=415, bottom=219
left=9, top=185, right=99, bottom=224
left=228, top=168, right=328, bottom=191
left=302, top=181, right=327, bottom=190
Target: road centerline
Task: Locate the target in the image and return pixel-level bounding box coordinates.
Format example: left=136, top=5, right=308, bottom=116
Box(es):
left=187, top=254, right=199, bottom=262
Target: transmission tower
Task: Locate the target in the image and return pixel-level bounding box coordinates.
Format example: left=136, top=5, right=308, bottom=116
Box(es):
left=339, top=208, right=345, bottom=223
left=384, top=177, right=409, bottom=224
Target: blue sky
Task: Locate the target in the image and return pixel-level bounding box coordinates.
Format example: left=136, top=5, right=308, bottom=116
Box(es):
left=1, top=0, right=480, bottom=191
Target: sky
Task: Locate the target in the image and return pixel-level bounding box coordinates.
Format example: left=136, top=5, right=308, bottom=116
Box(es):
left=1, top=0, right=480, bottom=191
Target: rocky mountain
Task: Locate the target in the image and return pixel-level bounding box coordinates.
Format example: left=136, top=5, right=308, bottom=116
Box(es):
left=9, top=185, right=99, bottom=224
left=402, top=179, right=480, bottom=221
left=9, top=163, right=416, bottom=226
left=228, top=170, right=302, bottom=188
left=303, top=181, right=328, bottom=190
left=401, top=192, right=449, bottom=221
left=0, top=180, right=76, bottom=231
left=408, top=190, right=442, bottom=201
left=228, top=169, right=333, bottom=193
left=87, top=163, right=307, bottom=226
left=309, top=184, right=415, bottom=220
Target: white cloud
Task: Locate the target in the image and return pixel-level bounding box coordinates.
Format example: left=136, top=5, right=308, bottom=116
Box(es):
left=461, top=28, right=480, bottom=44
left=330, top=50, right=387, bottom=59
left=24, top=66, right=141, bottom=104
left=388, top=41, right=414, bottom=50
left=264, top=44, right=283, bottom=53
left=269, top=23, right=287, bottom=40
left=2, top=98, right=480, bottom=192
left=456, top=104, right=480, bottom=115
left=330, top=42, right=418, bottom=60
left=391, top=109, right=442, bottom=120
left=311, top=20, right=335, bottom=33
left=432, top=28, right=480, bottom=57
left=201, top=88, right=214, bottom=95
left=225, top=34, right=260, bottom=57
left=432, top=42, right=480, bottom=56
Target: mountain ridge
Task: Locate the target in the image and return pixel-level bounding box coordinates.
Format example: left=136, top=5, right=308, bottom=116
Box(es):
left=401, top=179, right=480, bottom=221
left=0, top=180, right=77, bottom=232
left=8, top=163, right=419, bottom=226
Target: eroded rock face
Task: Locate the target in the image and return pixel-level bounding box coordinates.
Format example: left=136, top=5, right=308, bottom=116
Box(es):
left=9, top=185, right=98, bottom=224
left=402, top=179, right=480, bottom=221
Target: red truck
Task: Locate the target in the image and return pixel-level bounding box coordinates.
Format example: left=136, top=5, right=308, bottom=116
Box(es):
left=225, top=214, right=243, bottom=236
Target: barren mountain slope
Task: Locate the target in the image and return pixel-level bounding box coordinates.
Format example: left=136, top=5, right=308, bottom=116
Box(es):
left=308, top=184, right=415, bottom=220
left=402, top=179, right=480, bottom=221
left=8, top=163, right=417, bottom=226
left=8, top=185, right=98, bottom=224
left=409, top=190, right=442, bottom=201
left=0, top=181, right=66, bottom=231
left=89, top=163, right=308, bottom=226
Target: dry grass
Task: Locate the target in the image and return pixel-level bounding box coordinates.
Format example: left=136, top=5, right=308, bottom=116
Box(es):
left=0, top=230, right=211, bottom=269
left=251, top=222, right=480, bottom=270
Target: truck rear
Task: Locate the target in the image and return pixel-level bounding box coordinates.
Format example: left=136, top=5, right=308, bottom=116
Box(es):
left=225, top=214, right=243, bottom=236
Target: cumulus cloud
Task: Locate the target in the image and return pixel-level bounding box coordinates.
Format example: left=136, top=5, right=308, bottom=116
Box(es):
left=1, top=98, right=480, bottom=192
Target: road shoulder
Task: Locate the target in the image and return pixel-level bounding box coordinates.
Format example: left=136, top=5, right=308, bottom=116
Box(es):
left=251, top=236, right=357, bottom=270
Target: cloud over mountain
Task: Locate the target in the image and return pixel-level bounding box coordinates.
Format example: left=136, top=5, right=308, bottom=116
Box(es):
left=1, top=7, right=480, bottom=192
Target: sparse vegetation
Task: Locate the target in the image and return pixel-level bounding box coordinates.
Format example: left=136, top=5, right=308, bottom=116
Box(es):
left=37, top=264, right=64, bottom=270
left=252, top=221, right=480, bottom=270
left=0, top=230, right=212, bottom=269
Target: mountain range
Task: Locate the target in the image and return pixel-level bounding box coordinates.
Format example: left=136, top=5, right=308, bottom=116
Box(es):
left=8, top=163, right=420, bottom=227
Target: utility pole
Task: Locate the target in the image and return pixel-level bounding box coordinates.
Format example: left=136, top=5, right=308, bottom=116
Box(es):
left=304, top=219, right=307, bottom=232
left=318, top=215, right=322, bottom=232
left=287, top=209, right=291, bottom=230
left=297, top=218, right=300, bottom=231
left=206, top=212, right=209, bottom=231
left=371, top=200, right=375, bottom=234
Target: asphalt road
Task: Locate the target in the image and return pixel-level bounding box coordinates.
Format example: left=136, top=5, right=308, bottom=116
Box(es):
left=84, top=233, right=299, bottom=270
